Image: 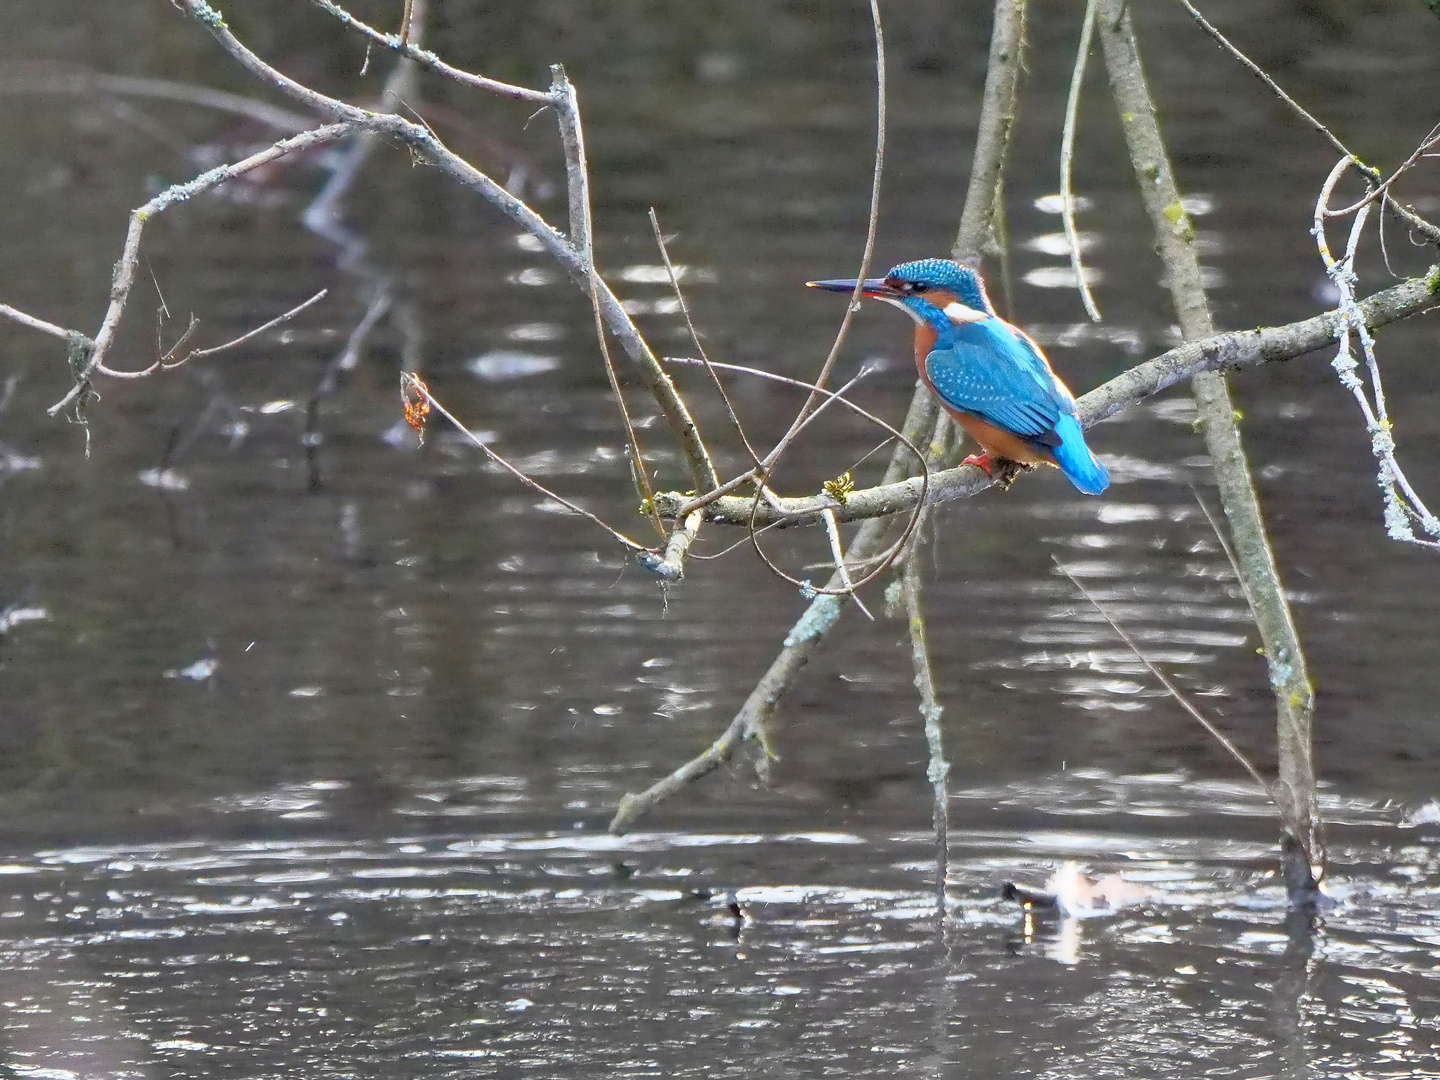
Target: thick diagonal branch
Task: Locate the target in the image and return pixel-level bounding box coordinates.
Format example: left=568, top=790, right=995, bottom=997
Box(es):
left=1096, top=0, right=1323, bottom=892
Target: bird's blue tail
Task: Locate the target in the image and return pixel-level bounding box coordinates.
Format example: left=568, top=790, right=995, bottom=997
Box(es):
left=1051, top=413, right=1109, bottom=495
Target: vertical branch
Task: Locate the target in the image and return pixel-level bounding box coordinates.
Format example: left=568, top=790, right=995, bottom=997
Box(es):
left=552, top=63, right=666, bottom=540
left=1095, top=0, right=1323, bottom=896
left=953, top=0, right=1027, bottom=266
left=902, top=554, right=949, bottom=919
left=550, top=65, right=592, bottom=264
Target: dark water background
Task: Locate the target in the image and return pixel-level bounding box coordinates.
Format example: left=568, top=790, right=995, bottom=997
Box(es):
left=1, top=0, right=1440, bottom=1075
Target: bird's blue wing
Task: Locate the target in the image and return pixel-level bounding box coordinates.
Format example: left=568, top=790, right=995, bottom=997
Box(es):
left=923, top=319, right=1072, bottom=447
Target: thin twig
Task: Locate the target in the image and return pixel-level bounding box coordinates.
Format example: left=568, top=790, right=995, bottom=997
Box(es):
left=1177, top=0, right=1357, bottom=167
left=307, top=0, right=553, bottom=103
left=1176, top=0, right=1440, bottom=246
left=822, top=510, right=874, bottom=620
left=1191, top=486, right=1243, bottom=582
left=1061, top=0, right=1103, bottom=321
left=1054, top=558, right=1293, bottom=828
left=402, top=374, right=649, bottom=554
left=763, top=0, right=886, bottom=458
left=649, top=209, right=763, bottom=468
left=153, top=290, right=328, bottom=373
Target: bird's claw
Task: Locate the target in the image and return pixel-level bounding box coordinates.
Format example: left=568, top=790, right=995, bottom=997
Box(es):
left=962, top=453, right=1030, bottom=490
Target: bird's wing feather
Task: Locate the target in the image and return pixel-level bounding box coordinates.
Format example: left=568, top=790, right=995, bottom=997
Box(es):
left=923, top=320, right=1072, bottom=446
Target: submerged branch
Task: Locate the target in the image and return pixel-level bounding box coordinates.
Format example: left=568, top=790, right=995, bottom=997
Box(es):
left=902, top=552, right=950, bottom=919
left=1098, top=0, right=1324, bottom=895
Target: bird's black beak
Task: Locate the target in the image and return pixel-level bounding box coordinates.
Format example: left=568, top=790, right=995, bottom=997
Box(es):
left=805, top=277, right=892, bottom=297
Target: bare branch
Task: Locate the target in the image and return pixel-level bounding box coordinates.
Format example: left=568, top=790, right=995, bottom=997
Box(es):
left=172, top=289, right=329, bottom=368
left=177, top=0, right=720, bottom=495
left=649, top=209, right=763, bottom=469
left=45, top=122, right=358, bottom=416
left=0, top=304, right=84, bottom=345
left=305, top=0, right=554, bottom=103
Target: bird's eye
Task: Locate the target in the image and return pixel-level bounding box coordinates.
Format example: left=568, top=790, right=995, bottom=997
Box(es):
left=912, top=283, right=929, bottom=293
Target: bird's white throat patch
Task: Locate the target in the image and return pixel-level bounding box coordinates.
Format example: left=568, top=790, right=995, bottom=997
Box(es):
left=942, top=301, right=988, bottom=325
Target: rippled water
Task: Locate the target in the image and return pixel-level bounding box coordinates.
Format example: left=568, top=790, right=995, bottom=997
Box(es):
left=1, top=0, right=1440, bottom=1075
left=1, top=774, right=1439, bottom=1077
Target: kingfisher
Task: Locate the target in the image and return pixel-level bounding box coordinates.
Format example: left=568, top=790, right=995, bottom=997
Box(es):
left=808, top=258, right=1109, bottom=495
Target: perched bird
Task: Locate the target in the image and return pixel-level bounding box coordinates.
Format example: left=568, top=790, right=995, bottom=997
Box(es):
left=808, top=258, right=1109, bottom=494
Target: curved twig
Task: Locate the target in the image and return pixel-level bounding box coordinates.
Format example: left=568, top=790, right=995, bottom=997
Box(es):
left=1060, top=0, right=1103, bottom=321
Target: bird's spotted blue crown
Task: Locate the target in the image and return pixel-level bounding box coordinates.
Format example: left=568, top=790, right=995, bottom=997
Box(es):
left=883, top=258, right=992, bottom=315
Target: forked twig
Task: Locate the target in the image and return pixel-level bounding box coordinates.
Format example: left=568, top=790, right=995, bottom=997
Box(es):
left=139, top=289, right=329, bottom=377
left=1314, top=158, right=1440, bottom=550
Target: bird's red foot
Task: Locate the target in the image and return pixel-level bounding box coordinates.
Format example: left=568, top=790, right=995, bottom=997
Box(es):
left=963, top=453, right=1029, bottom=489
left=961, top=452, right=996, bottom=476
